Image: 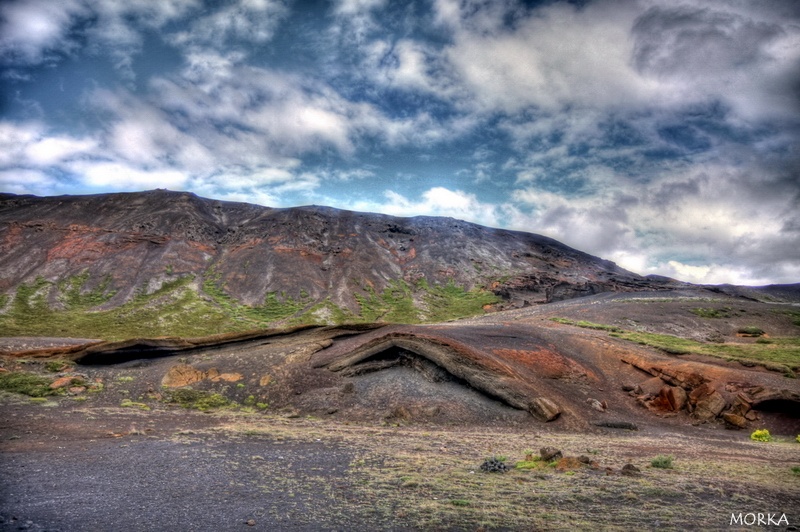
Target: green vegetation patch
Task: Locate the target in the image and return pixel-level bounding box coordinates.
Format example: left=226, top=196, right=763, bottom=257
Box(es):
left=651, top=455, right=674, bottom=469
left=1, top=271, right=498, bottom=339
left=421, top=279, right=501, bottom=323
left=690, top=307, right=732, bottom=319
left=165, top=388, right=233, bottom=411
left=750, top=429, right=772, bottom=442
left=0, top=371, right=61, bottom=398
left=550, top=317, right=621, bottom=332
left=553, top=318, right=800, bottom=373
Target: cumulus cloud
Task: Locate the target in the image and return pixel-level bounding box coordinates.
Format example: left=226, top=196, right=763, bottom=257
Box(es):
left=0, top=0, right=87, bottom=64
left=1, top=0, right=798, bottom=286
left=343, top=186, right=505, bottom=229
left=168, top=0, right=287, bottom=50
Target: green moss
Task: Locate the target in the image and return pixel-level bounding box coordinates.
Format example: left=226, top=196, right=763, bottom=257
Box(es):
left=737, top=326, right=765, bottom=337
left=690, top=307, right=732, bottom=319
left=120, top=399, right=150, bottom=411
left=58, top=272, right=116, bottom=310
left=553, top=317, right=800, bottom=372
left=45, top=359, right=75, bottom=373
left=422, top=280, right=500, bottom=322
left=0, top=371, right=60, bottom=397
left=550, top=317, right=621, bottom=332
left=165, top=388, right=232, bottom=411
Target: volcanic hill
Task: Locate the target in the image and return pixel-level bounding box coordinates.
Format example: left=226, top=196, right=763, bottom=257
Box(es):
left=0, top=189, right=683, bottom=338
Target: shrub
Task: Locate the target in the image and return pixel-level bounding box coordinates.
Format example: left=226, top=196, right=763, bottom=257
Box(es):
left=796, top=434, right=799, bottom=443
left=650, top=455, right=674, bottom=469
left=750, top=429, right=772, bottom=442
left=792, top=466, right=800, bottom=476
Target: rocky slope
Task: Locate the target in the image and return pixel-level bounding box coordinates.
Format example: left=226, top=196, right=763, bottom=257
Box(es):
left=0, top=189, right=682, bottom=333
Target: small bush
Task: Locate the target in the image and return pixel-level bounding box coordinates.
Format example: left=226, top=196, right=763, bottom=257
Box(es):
left=750, top=429, right=772, bottom=442
left=792, top=466, right=800, bottom=476
left=450, top=499, right=470, bottom=507
left=796, top=434, right=800, bottom=443
left=650, top=455, right=674, bottom=469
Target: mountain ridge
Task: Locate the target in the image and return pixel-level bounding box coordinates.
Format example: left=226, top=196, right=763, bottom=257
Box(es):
left=0, top=189, right=792, bottom=338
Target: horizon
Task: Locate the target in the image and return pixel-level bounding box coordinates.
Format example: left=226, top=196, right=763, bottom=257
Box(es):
left=1, top=0, right=799, bottom=286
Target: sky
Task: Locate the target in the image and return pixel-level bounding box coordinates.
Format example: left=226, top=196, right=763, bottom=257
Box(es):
left=1, top=0, right=799, bottom=286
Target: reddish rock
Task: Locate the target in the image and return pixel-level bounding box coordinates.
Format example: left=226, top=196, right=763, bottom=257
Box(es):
left=639, top=377, right=666, bottom=398
left=68, top=386, right=86, bottom=394
left=664, top=386, right=687, bottom=411
left=161, top=364, right=205, bottom=387
left=50, top=376, right=75, bottom=389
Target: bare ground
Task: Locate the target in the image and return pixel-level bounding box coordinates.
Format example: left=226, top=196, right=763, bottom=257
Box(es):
left=1, top=399, right=799, bottom=531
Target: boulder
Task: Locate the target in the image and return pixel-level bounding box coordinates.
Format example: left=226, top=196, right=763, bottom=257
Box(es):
left=638, top=377, right=666, bottom=398
left=693, top=391, right=726, bottom=421
left=722, top=412, right=747, bottom=429
left=663, top=386, right=687, bottom=411
left=621, top=464, right=641, bottom=476
left=161, top=364, right=205, bottom=387
left=540, top=447, right=563, bottom=462
left=529, top=397, right=561, bottom=422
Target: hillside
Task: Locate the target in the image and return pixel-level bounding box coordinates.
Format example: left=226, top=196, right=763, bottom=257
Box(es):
left=0, top=189, right=676, bottom=338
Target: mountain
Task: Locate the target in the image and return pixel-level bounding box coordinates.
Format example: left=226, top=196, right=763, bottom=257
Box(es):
left=0, top=189, right=694, bottom=338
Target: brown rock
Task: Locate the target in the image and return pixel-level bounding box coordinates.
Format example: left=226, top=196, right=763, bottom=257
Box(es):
left=529, top=397, right=561, bottom=422
left=259, top=374, right=273, bottom=387
left=693, top=390, right=726, bottom=420
left=664, top=386, right=687, bottom=411
left=161, top=364, right=205, bottom=387
left=587, top=398, right=606, bottom=412
left=68, top=386, right=86, bottom=394
left=639, top=377, right=666, bottom=398
left=621, top=464, right=641, bottom=476
left=540, top=447, right=563, bottom=462
left=212, top=372, right=243, bottom=382
left=50, top=376, right=75, bottom=389
left=689, top=382, right=712, bottom=402
left=745, top=410, right=758, bottom=421
left=722, top=412, right=747, bottom=429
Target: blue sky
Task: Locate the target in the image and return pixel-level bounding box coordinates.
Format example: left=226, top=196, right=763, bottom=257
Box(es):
left=1, top=0, right=799, bottom=285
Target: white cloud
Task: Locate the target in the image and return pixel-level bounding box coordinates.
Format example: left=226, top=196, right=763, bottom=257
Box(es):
left=0, top=168, right=59, bottom=194
left=69, top=160, right=189, bottom=190
left=0, top=0, right=87, bottom=64
left=168, top=0, right=286, bottom=50
left=0, top=121, right=98, bottom=167
left=343, top=186, right=504, bottom=228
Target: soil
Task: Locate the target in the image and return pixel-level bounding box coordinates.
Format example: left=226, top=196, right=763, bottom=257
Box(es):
left=1, top=401, right=799, bottom=531
left=1, top=291, right=799, bottom=530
